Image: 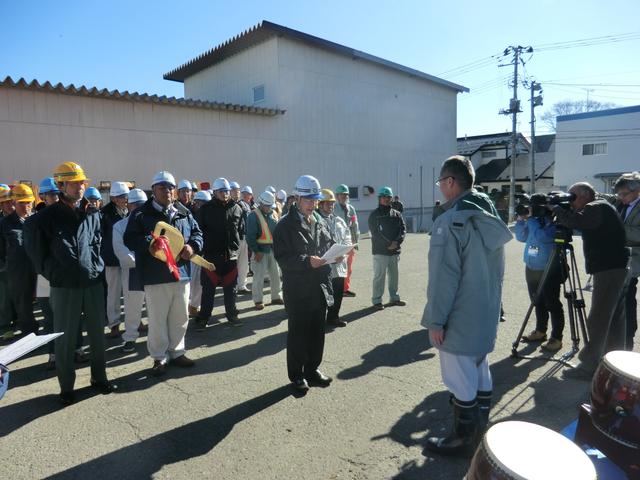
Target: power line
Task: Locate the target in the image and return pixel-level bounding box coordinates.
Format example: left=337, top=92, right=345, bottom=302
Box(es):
left=532, top=31, right=640, bottom=52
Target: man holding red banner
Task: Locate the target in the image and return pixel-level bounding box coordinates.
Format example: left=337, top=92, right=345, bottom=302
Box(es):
left=194, top=177, right=244, bottom=330
left=124, top=171, right=203, bottom=377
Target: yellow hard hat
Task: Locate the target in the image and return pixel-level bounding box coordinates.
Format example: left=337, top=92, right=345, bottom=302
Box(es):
left=11, top=184, right=35, bottom=203
left=320, top=188, right=336, bottom=202
left=0, top=184, right=11, bottom=203
left=53, top=162, right=89, bottom=183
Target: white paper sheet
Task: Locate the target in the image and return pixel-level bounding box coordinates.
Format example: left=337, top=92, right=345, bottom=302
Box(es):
left=321, top=244, right=355, bottom=264
left=0, top=332, right=63, bottom=366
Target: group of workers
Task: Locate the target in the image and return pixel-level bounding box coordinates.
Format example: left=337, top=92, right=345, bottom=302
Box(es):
left=0, top=161, right=412, bottom=403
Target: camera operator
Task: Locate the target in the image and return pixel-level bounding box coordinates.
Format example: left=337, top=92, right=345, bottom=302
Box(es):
left=613, top=172, right=640, bottom=349
left=550, top=182, right=630, bottom=381
left=515, top=194, right=565, bottom=352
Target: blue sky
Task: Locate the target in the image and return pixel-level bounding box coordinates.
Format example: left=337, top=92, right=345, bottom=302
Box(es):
left=2, top=0, right=639, bottom=137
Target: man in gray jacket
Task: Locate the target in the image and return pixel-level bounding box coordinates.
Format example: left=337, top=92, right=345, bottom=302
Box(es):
left=422, top=155, right=512, bottom=456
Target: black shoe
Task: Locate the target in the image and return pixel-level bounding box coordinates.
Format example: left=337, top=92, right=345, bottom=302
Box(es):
left=122, top=341, right=136, bottom=353
left=227, top=316, right=243, bottom=327
left=389, top=300, right=406, bottom=306
left=343, top=290, right=356, bottom=297
left=75, top=350, right=89, bottom=363
left=328, top=317, right=347, bottom=327
left=151, top=360, right=167, bottom=377
left=270, top=299, right=285, bottom=306
left=305, top=370, right=333, bottom=387
left=195, top=316, right=208, bottom=332
left=237, top=286, right=251, bottom=294
left=562, top=365, right=594, bottom=381
left=90, top=379, right=117, bottom=394
left=170, top=355, right=195, bottom=368
left=59, top=390, right=75, bottom=406
left=425, top=401, right=479, bottom=457
left=373, top=303, right=385, bottom=311
left=291, top=378, right=309, bottom=393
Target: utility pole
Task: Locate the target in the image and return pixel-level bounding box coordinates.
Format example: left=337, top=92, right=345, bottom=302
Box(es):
left=529, top=81, right=543, bottom=193
left=499, top=45, right=532, bottom=221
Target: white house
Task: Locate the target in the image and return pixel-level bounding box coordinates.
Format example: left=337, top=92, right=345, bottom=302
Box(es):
left=0, top=20, right=467, bottom=230
left=554, top=105, right=640, bottom=192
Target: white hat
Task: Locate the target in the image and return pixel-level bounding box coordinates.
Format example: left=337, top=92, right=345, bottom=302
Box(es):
left=258, top=191, right=276, bottom=207
left=276, top=189, right=287, bottom=201
left=293, top=175, right=322, bottom=199
left=241, top=185, right=253, bottom=195
left=128, top=188, right=147, bottom=204
left=229, top=181, right=240, bottom=190
left=213, top=177, right=231, bottom=191
left=178, top=179, right=192, bottom=190
left=151, top=171, right=176, bottom=187
left=266, top=185, right=276, bottom=194
left=194, top=190, right=212, bottom=202
left=110, top=181, right=130, bottom=197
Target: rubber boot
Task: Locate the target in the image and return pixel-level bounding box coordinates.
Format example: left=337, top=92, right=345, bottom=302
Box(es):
left=476, top=390, right=492, bottom=439
left=426, top=397, right=479, bottom=456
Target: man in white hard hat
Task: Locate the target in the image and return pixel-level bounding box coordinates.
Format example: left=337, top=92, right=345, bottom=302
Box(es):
left=246, top=191, right=283, bottom=310
left=275, top=189, right=287, bottom=219
left=236, top=186, right=254, bottom=294
left=112, top=188, right=148, bottom=353
left=274, top=175, right=337, bottom=393
left=124, top=171, right=203, bottom=376
left=188, top=190, right=212, bottom=316
left=177, top=179, right=194, bottom=211
left=101, top=181, right=130, bottom=338
left=194, top=177, right=244, bottom=330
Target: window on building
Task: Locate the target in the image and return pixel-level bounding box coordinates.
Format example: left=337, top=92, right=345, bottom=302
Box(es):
left=582, top=142, right=607, bottom=156
left=481, top=150, right=497, bottom=159
left=349, top=186, right=359, bottom=200
left=253, top=85, right=265, bottom=103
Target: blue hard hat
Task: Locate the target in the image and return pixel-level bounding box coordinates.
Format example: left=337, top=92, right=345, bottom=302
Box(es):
left=378, top=186, right=393, bottom=197
left=39, top=177, right=60, bottom=194
left=84, top=187, right=101, bottom=200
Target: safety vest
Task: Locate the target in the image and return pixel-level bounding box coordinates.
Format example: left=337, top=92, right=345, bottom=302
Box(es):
left=255, top=209, right=273, bottom=245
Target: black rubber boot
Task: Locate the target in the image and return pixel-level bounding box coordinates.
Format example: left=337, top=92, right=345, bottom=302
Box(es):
left=426, top=397, right=479, bottom=456
left=476, top=390, right=492, bottom=438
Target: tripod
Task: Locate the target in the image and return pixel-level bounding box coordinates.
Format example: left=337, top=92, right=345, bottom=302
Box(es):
left=511, top=234, right=589, bottom=358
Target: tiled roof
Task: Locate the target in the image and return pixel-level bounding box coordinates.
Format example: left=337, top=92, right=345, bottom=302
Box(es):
left=0, top=76, right=286, bottom=116
left=457, top=132, right=530, bottom=156
left=164, top=20, right=468, bottom=93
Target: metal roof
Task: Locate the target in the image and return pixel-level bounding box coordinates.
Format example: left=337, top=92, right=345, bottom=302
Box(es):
left=457, top=132, right=530, bottom=156
left=0, top=76, right=286, bottom=116
left=164, top=20, right=468, bottom=93
left=557, top=104, right=640, bottom=122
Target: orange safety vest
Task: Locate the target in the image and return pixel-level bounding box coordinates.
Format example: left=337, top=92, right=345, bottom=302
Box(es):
left=255, top=208, right=274, bottom=245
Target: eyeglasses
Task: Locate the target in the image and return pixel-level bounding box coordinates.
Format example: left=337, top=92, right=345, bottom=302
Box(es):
left=435, top=176, right=454, bottom=186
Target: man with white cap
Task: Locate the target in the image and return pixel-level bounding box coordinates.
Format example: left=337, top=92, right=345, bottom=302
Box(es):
left=188, top=190, right=211, bottom=316
left=101, top=181, right=130, bottom=337
left=112, top=188, right=148, bottom=352
left=177, top=179, right=194, bottom=212
left=246, top=191, right=283, bottom=310
left=124, top=171, right=203, bottom=376
left=195, top=177, right=244, bottom=329
left=274, top=175, right=337, bottom=393
left=236, top=186, right=254, bottom=294
left=275, top=189, right=287, bottom=219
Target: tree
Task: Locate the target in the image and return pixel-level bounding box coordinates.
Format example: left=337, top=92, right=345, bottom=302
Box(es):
left=540, top=99, right=618, bottom=131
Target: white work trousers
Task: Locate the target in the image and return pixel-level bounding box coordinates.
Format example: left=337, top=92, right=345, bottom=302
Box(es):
left=439, top=350, right=492, bottom=402
left=237, top=238, right=250, bottom=289
left=144, top=281, right=190, bottom=362
left=251, top=251, right=282, bottom=304
left=121, top=268, right=146, bottom=343
left=189, top=264, right=202, bottom=309
left=105, top=266, right=123, bottom=327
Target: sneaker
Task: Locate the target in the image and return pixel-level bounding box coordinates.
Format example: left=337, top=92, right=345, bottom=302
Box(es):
left=522, top=330, right=547, bottom=342
left=541, top=338, right=562, bottom=352
left=122, top=341, right=136, bottom=353
left=254, top=302, right=265, bottom=311
left=343, top=290, right=356, bottom=297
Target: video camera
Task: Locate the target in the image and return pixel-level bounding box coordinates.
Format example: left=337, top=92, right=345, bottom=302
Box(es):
left=515, top=191, right=576, bottom=219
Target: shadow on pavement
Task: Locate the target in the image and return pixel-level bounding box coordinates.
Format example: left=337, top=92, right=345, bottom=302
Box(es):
left=337, top=330, right=434, bottom=380
left=44, top=385, right=293, bottom=479
left=374, top=352, right=587, bottom=479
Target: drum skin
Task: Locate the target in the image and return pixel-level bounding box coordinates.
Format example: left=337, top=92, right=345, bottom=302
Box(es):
left=590, top=351, right=640, bottom=449
left=466, top=445, right=513, bottom=480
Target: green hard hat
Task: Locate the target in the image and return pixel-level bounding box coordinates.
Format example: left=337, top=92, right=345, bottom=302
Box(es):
left=378, top=186, right=393, bottom=197
left=335, top=184, right=349, bottom=194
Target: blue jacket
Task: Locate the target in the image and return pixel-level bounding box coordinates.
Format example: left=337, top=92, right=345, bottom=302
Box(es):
left=123, top=199, right=203, bottom=286
left=514, top=217, right=556, bottom=271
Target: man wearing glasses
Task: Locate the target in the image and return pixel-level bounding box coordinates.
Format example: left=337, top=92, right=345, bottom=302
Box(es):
left=613, top=172, right=640, bottom=349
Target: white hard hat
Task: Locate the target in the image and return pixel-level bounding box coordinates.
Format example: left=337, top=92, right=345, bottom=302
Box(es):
left=229, top=181, right=240, bottom=190
left=128, top=188, right=148, bottom=204
left=213, top=177, right=231, bottom=191
left=258, top=191, right=276, bottom=208
left=178, top=179, right=192, bottom=190
left=194, top=190, right=212, bottom=202
left=276, top=189, right=287, bottom=201
left=151, top=171, right=176, bottom=187
left=110, top=181, right=130, bottom=197
left=293, top=175, right=322, bottom=199
left=241, top=185, right=253, bottom=195
left=266, top=185, right=276, bottom=194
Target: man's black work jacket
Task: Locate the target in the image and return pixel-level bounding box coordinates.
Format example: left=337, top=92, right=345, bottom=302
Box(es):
left=23, top=200, right=104, bottom=288
left=124, top=198, right=203, bottom=286
left=196, top=198, right=243, bottom=265
left=368, top=205, right=406, bottom=255
left=0, top=212, right=36, bottom=289
left=273, top=204, right=333, bottom=309
left=101, top=201, right=128, bottom=267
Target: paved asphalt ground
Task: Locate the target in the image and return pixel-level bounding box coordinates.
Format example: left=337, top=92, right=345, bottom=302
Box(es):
left=1, top=233, right=638, bottom=479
